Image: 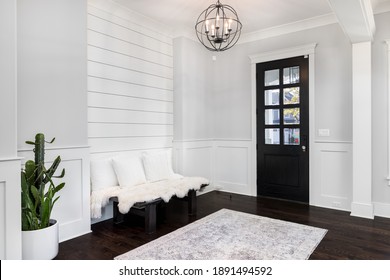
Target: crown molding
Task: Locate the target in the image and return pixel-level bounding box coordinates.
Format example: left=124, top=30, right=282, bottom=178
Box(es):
left=373, top=1, right=390, bottom=14
left=239, top=13, right=337, bottom=45
left=90, top=0, right=174, bottom=39
left=328, top=0, right=376, bottom=43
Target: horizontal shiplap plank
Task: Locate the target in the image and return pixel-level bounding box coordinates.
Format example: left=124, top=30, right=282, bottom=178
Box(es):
left=89, top=136, right=173, bottom=154
left=88, top=61, right=173, bottom=91
left=88, top=107, right=173, bottom=124
left=88, top=5, right=172, bottom=45
left=90, top=148, right=173, bottom=161
left=88, top=92, right=173, bottom=113
left=88, top=46, right=173, bottom=80
left=88, top=30, right=173, bottom=68
left=88, top=14, right=172, bottom=56
left=88, top=76, right=173, bottom=102
left=88, top=123, right=173, bottom=138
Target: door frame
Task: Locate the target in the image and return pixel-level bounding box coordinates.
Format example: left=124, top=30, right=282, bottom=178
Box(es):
left=249, top=43, right=317, bottom=202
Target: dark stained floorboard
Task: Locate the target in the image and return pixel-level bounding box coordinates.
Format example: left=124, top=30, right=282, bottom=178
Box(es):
left=55, top=191, right=390, bottom=260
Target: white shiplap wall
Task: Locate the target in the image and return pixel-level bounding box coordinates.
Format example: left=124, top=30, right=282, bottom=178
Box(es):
left=87, top=3, right=174, bottom=156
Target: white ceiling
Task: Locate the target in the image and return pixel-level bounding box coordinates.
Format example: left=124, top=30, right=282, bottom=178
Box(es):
left=112, top=0, right=390, bottom=36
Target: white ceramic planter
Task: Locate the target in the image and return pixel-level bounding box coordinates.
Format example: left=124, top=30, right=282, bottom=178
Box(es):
left=22, top=219, right=59, bottom=260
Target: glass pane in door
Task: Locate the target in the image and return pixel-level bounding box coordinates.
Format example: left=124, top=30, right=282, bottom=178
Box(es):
left=265, top=109, right=280, bottom=125
left=264, top=89, right=279, bottom=106
left=283, top=108, right=300, bottom=125
left=284, top=128, right=300, bottom=145
left=264, top=69, right=279, bottom=86
left=265, top=128, right=280, bottom=145
left=283, top=87, right=300, bottom=105
left=283, top=66, right=299, bottom=84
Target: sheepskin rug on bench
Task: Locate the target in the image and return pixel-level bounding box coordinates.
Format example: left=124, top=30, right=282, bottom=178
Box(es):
left=90, top=176, right=208, bottom=219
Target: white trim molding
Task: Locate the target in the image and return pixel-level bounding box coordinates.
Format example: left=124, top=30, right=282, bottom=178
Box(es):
left=249, top=43, right=318, bottom=64
left=328, top=0, right=375, bottom=43
left=249, top=43, right=317, bottom=199
left=386, top=40, right=390, bottom=186
left=351, top=202, right=374, bottom=219
left=374, top=202, right=390, bottom=219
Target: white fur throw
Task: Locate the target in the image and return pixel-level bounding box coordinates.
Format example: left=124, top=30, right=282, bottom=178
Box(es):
left=90, top=176, right=209, bottom=219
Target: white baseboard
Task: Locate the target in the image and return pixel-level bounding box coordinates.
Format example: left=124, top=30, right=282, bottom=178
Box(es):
left=198, top=184, right=215, bottom=196
left=373, top=202, right=390, bottom=218
left=351, top=202, right=374, bottom=219
left=214, top=182, right=251, bottom=196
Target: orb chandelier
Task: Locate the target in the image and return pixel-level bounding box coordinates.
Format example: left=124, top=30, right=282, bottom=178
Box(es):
left=195, top=0, right=242, bottom=52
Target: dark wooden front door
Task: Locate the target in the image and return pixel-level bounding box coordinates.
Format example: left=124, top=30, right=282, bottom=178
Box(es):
left=256, top=56, right=309, bottom=203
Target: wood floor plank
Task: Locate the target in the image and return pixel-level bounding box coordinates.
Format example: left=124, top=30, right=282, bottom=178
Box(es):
left=55, top=191, right=390, bottom=260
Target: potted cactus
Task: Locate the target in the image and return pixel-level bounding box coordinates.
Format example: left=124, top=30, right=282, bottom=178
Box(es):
left=21, top=133, right=65, bottom=259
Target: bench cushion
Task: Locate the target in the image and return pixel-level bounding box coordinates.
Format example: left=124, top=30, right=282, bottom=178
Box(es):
left=142, top=150, right=175, bottom=182
left=112, top=155, right=147, bottom=188
left=90, top=158, right=119, bottom=191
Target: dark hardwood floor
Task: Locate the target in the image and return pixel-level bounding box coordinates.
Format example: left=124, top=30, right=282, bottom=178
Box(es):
left=55, top=191, right=390, bottom=260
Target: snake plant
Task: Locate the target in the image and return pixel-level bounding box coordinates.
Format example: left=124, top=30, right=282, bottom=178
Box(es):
left=21, top=133, right=65, bottom=230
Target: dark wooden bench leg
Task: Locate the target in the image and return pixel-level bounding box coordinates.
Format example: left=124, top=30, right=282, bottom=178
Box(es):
left=113, top=201, right=124, bottom=224
left=145, top=203, right=157, bottom=234
left=188, top=189, right=197, bottom=216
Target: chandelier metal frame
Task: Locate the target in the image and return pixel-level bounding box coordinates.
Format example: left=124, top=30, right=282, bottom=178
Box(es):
left=195, top=0, right=242, bottom=51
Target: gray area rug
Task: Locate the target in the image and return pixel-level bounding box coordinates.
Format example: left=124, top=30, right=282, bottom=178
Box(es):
left=115, top=209, right=327, bottom=260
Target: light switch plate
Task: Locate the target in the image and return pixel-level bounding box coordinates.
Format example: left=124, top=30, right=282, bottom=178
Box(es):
left=318, top=129, right=330, bottom=137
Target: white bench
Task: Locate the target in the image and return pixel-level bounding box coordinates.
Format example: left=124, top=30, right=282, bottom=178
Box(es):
left=90, top=150, right=208, bottom=233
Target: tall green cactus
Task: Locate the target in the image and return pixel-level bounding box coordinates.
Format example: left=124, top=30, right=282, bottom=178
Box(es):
left=21, top=133, right=65, bottom=230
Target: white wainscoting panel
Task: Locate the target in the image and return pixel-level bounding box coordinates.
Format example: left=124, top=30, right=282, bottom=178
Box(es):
left=173, top=140, right=215, bottom=194
left=173, top=140, right=214, bottom=188
left=18, top=147, right=91, bottom=242
left=311, top=141, right=353, bottom=211
left=174, top=139, right=253, bottom=196
left=0, top=158, right=22, bottom=259
left=214, top=140, right=253, bottom=196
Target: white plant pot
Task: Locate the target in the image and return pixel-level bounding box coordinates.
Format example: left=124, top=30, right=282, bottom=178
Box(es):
left=22, top=219, right=59, bottom=260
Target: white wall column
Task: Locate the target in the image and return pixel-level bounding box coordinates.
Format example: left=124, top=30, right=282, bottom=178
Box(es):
left=386, top=40, right=390, bottom=186
left=0, top=0, right=22, bottom=259
left=351, top=41, right=374, bottom=219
